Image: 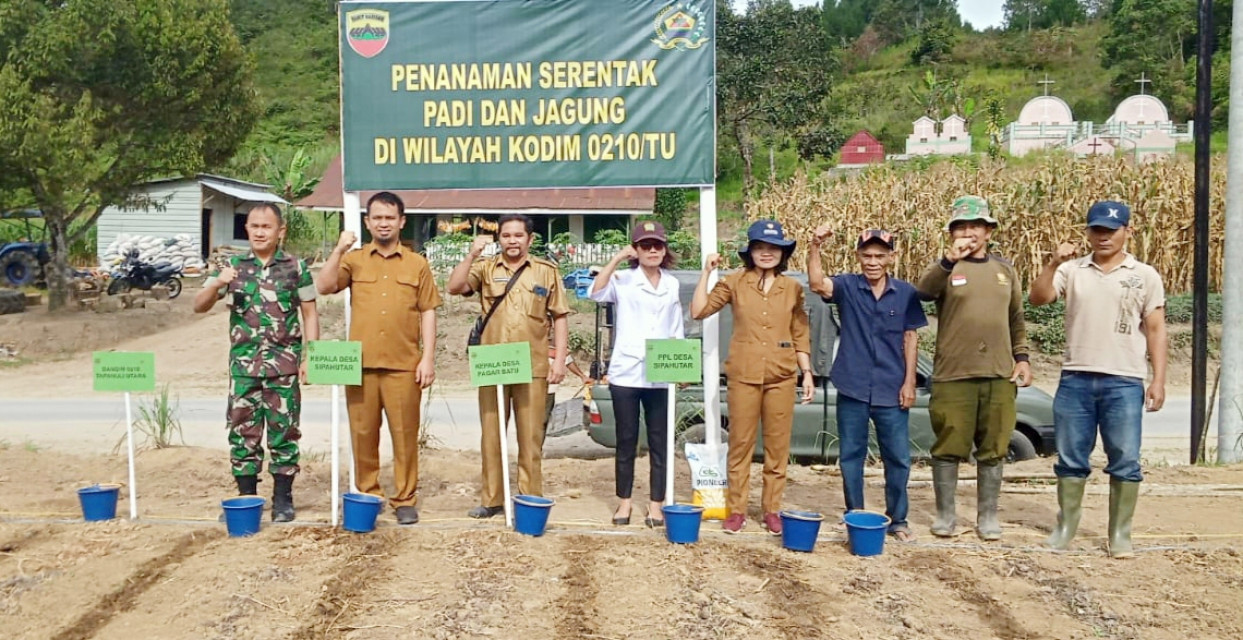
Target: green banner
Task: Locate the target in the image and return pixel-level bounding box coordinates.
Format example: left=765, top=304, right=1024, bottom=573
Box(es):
left=340, top=0, right=715, bottom=190
left=645, top=338, right=701, bottom=383
left=93, top=352, right=156, bottom=392
left=306, top=341, right=363, bottom=386
left=469, top=342, right=534, bottom=387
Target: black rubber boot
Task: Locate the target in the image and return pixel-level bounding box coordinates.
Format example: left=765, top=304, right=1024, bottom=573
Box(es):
left=272, top=475, right=295, bottom=523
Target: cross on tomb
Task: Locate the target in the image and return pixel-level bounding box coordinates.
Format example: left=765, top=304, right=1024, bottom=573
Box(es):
left=1135, top=72, right=1152, bottom=96
left=1087, top=138, right=1105, bottom=153
left=1038, top=74, right=1056, bottom=97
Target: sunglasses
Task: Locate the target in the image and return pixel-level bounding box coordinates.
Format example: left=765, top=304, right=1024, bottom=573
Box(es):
left=635, top=240, right=665, bottom=251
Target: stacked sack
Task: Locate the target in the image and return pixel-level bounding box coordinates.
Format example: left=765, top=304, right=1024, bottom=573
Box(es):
left=100, top=234, right=207, bottom=273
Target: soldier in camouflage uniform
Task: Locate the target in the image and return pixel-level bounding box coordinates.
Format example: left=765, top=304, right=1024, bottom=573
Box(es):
left=194, top=203, right=320, bottom=522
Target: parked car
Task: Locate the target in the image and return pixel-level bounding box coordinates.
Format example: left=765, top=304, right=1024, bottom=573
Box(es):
left=585, top=270, right=1055, bottom=462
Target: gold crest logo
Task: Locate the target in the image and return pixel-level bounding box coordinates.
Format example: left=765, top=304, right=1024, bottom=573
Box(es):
left=651, top=2, right=710, bottom=51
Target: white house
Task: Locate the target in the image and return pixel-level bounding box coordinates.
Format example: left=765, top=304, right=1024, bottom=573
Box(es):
left=905, top=115, right=972, bottom=156
left=96, top=174, right=287, bottom=259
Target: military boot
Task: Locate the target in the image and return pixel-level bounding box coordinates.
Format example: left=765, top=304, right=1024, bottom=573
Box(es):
left=930, top=458, right=958, bottom=538
left=976, top=461, right=1004, bottom=541
left=272, top=475, right=296, bottom=523
left=1045, top=476, right=1088, bottom=550
left=236, top=475, right=259, bottom=495
left=1107, top=478, right=1140, bottom=559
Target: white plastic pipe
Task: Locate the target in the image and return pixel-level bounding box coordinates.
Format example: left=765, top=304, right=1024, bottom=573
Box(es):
left=699, top=186, right=721, bottom=449
left=124, top=391, right=138, bottom=519
left=498, top=384, right=514, bottom=527
left=331, top=384, right=340, bottom=526
left=665, top=384, right=676, bottom=506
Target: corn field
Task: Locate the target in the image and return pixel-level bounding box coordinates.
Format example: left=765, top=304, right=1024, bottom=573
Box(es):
left=747, top=155, right=1225, bottom=293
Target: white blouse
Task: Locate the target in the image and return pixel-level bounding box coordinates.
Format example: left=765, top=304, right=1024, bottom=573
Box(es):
left=589, top=267, right=684, bottom=388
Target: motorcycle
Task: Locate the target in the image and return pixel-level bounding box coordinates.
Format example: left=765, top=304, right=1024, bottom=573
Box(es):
left=107, top=249, right=184, bottom=299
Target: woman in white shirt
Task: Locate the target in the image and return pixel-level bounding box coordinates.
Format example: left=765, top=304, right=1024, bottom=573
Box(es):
left=589, top=221, right=684, bottom=527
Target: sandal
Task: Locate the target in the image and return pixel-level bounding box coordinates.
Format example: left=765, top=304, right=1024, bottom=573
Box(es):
left=612, top=505, right=632, bottom=526
left=645, top=503, right=664, bottom=528
left=889, top=527, right=916, bottom=543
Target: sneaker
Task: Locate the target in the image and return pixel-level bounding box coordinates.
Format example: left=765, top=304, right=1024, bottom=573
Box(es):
left=762, top=512, right=783, bottom=536
left=395, top=506, right=419, bottom=525
left=468, top=505, right=504, bottom=519
left=722, top=513, right=746, bottom=534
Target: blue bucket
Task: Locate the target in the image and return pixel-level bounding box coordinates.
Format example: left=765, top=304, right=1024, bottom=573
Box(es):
left=77, top=484, right=120, bottom=521
left=843, top=510, right=891, bottom=557
left=342, top=493, right=385, bottom=533
left=662, top=504, right=705, bottom=544
left=779, top=510, right=825, bottom=552
left=513, top=495, right=554, bottom=536
left=221, top=496, right=265, bottom=537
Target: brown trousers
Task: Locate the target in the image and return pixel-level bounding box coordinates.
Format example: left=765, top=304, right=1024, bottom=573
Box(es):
left=726, top=379, right=795, bottom=516
left=478, top=379, right=549, bottom=507
left=345, top=369, right=422, bottom=508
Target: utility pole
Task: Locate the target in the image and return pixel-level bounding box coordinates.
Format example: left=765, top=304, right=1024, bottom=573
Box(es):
left=1218, top=0, right=1243, bottom=463
left=1191, top=0, right=1213, bottom=464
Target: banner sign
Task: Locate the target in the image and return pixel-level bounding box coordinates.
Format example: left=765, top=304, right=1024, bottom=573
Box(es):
left=645, top=338, right=702, bottom=383
left=469, top=342, right=534, bottom=387
left=306, top=341, right=363, bottom=386
left=340, top=0, right=716, bottom=190
left=93, top=352, right=156, bottom=392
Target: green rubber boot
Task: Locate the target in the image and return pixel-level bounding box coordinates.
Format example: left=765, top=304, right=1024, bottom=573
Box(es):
left=1045, top=476, right=1088, bottom=550
left=1107, top=478, right=1140, bottom=559
left=976, top=462, right=1004, bottom=541
left=930, top=458, right=958, bottom=538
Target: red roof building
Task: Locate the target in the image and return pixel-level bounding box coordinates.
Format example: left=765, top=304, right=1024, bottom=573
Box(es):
left=840, top=130, right=885, bottom=166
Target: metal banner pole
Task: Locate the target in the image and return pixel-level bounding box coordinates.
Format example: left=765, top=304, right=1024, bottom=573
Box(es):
left=666, top=384, right=676, bottom=506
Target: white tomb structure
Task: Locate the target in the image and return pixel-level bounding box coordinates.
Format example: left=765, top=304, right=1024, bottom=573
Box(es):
left=905, top=114, right=972, bottom=156
left=1001, top=74, right=1192, bottom=160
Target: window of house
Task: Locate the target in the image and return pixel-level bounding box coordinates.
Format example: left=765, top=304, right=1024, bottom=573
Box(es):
left=949, top=136, right=958, bottom=141
left=857, top=146, right=866, bottom=153
left=233, top=213, right=248, bottom=240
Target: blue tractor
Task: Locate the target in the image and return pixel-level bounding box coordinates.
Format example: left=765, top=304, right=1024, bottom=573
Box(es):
left=0, top=210, right=51, bottom=288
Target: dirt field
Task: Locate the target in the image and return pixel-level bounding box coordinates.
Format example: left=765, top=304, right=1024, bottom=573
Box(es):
left=3, top=445, right=1243, bottom=640
left=3, top=281, right=1242, bottom=639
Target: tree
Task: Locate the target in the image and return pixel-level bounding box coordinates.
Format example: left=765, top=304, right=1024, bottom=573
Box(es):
left=821, top=0, right=881, bottom=44
left=1100, top=0, right=1196, bottom=117
left=871, top=0, right=960, bottom=45
left=1003, top=0, right=1087, bottom=31
left=717, top=0, right=838, bottom=195
left=910, top=15, right=959, bottom=65
left=0, top=0, right=258, bottom=309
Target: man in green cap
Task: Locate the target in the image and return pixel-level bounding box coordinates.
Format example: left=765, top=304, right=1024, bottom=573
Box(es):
left=916, top=195, right=1032, bottom=541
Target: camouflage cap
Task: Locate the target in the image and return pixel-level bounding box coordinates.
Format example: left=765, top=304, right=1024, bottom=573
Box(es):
left=945, top=195, right=999, bottom=230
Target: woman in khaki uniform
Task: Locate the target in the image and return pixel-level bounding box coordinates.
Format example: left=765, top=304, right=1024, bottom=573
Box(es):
left=691, top=220, right=813, bottom=535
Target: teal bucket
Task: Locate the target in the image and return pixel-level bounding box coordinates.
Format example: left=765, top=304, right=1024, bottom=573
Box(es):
left=843, top=510, right=891, bottom=557
left=779, top=510, right=825, bottom=552
left=77, top=484, right=120, bottom=521
left=221, top=496, right=265, bottom=537
left=662, top=504, right=705, bottom=544
left=513, top=495, right=554, bottom=536
left=342, top=493, right=384, bottom=533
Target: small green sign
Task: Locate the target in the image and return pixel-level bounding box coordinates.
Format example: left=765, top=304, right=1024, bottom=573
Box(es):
left=645, top=339, right=702, bottom=383
left=306, top=341, right=363, bottom=385
left=469, top=342, right=533, bottom=387
left=93, top=351, right=156, bottom=392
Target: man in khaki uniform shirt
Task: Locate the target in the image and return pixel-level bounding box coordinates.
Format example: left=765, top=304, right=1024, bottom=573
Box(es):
left=448, top=213, right=570, bottom=519
left=316, top=192, right=441, bottom=525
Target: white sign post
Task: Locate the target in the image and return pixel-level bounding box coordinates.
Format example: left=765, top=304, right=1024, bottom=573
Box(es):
left=93, top=351, right=155, bottom=520
left=645, top=339, right=703, bottom=507
left=306, top=340, right=363, bottom=527
left=469, top=342, right=535, bottom=529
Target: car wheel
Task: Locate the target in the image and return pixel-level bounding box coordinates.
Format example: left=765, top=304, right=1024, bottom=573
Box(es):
left=1007, top=429, right=1038, bottom=462
left=0, top=251, right=38, bottom=287
left=674, top=422, right=729, bottom=459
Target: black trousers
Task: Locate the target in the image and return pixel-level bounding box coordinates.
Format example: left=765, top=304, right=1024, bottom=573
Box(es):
left=611, top=384, right=669, bottom=501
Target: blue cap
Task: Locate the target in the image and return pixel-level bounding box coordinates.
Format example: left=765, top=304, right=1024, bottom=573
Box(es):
left=1087, top=201, right=1131, bottom=229
left=740, top=220, right=796, bottom=255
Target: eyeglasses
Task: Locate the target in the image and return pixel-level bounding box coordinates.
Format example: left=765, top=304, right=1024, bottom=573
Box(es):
left=635, top=240, right=665, bottom=251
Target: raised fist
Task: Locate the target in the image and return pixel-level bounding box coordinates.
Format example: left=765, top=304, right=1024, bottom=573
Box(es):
left=812, top=225, right=833, bottom=246
left=470, top=235, right=493, bottom=257
left=1051, top=242, right=1077, bottom=265
left=703, top=253, right=721, bottom=271
left=217, top=267, right=237, bottom=287
left=614, top=245, right=638, bottom=262
left=946, top=237, right=975, bottom=263
left=336, top=230, right=357, bottom=252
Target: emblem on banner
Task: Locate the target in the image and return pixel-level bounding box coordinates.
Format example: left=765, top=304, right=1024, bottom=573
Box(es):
left=345, top=9, right=390, bottom=58
left=651, top=2, right=710, bottom=51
